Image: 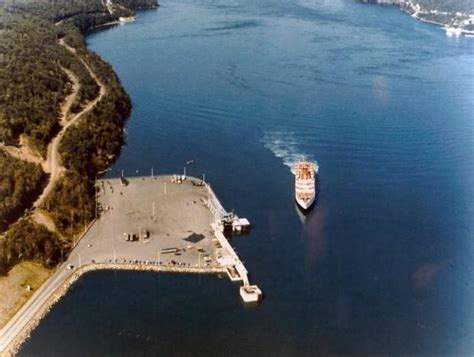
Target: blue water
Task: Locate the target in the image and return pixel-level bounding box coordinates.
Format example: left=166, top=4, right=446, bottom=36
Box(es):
left=20, top=0, right=474, bottom=356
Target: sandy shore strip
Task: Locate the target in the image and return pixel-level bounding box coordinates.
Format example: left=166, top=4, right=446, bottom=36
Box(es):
left=2, top=263, right=225, bottom=356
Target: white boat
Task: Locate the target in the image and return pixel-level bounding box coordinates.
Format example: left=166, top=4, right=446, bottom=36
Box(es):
left=240, top=285, right=262, bottom=303
left=294, top=161, right=317, bottom=210
left=119, top=16, right=135, bottom=23
left=445, top=27, right=462, bottom=37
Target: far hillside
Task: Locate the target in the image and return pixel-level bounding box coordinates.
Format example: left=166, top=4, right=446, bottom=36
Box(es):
left=415, top=0, right=474, bottom=14
left=364, top=0, right=474, bottom=30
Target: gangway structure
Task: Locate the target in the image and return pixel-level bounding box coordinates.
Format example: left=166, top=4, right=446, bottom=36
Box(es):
left=206, top=184, right=227, bottom=222
left=206, top=184, right=251, bottom=233
left=210, top=220, right=261, bottom=303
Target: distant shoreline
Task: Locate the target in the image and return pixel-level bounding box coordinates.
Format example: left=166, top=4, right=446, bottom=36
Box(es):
left=88, top=12, right=153, bottom=31
left=405, top=10, right=474, bottom=36
left=364, top=1, right=474, bottom=37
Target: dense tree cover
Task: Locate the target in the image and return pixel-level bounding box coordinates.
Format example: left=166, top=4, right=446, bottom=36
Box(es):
left=414, top=0, right=474, bottom=14
left=42, top=172, right=95, bottom=235
left=364, top=0, right=473, bottom=13
left=2, top=0, right=106, bottom=23
left=0, top=0, right=157, bottom=271
left=0, top=14, right=70, bottom=153
left=399, top=0, right=474, bottom=26
left=0, top=6, right=103, bottom=153
left=42, top=24, right=132, bottom=236
left=0, top=218, right=61, bottom=275
left=0, top=14, right=99, bottom=234
left=364, top=1, right=473, bottom=27
left=0, top=0, right=157, bottom=153
left=0, top=14, right=100, bottom=238
left=61, top=24, right=101, bottom=114
left=114, top=0, right=158, bottom=10
left=0, top=152, right=46, bottom=232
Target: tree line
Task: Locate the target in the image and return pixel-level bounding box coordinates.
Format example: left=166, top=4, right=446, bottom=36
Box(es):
left=0, top=218, right=61, bottom=275
left=0, top=151, right=46, bottom=232
left=0, top=0, right=157, bottom=274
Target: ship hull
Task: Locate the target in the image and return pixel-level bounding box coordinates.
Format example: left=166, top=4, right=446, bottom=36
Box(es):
left=295, top=195, right=315, bottom=211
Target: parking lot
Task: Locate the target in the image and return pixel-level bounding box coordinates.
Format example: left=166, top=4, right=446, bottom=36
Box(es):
left=69, top=175, right=218, bottom=269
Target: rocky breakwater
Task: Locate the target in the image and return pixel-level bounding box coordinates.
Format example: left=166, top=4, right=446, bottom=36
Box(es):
left=2, top=262, right=225, bottom=356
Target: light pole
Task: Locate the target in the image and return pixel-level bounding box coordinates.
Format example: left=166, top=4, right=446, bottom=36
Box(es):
left=95, top=174, right=98, bottom=220
left=152, top=202, right=155, bottom=217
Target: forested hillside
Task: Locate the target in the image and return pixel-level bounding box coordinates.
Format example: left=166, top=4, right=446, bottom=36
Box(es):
left=0, top=219, right=61, bottom=274
left=0, top=15, right=70, bottom=152
left=0, top=0, right=157, bottom=274
left=0, top=152, right=46, bottom=232
left=0, top=0, right=156, bottom=152
left=365, top=0, right=474, bottom=29
left=415, top=0, right=474, bottom=14
left=45, top=27, right=133, bottom=236
left=404, top=0, right=474, bottom=29
left=115, top=0, right=158, bottom=9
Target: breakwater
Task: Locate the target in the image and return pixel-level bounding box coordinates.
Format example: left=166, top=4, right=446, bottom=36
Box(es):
left=2, top=263, right=224, bottom=356
left=0, top=175, right=257, bottom=355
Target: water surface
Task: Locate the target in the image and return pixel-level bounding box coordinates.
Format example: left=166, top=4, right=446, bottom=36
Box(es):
left=20, top=0, right=474, bottom=355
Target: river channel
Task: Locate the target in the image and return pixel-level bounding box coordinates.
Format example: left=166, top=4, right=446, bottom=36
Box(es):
left=20, top=0, right=474, bottom=355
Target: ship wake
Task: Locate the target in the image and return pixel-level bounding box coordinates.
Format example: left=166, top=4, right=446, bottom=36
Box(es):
left=262, top=131, right=318, bottom=174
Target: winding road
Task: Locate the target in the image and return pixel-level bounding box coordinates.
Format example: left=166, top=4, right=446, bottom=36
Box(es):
left=0, top=39, right=107, bottom=355
left=1, top=39, right=106, bottom=233
left=33, top=40, right=106, bottom=213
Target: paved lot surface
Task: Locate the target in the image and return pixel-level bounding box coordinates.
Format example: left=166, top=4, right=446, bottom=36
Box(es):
left=77, top=175, right=217, bottom=268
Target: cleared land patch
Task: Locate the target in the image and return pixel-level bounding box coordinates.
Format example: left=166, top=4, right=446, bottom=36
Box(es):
left=0, top=262, right=52, bottom=329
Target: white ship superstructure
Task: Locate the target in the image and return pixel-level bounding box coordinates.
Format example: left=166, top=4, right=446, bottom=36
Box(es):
left=294, top=161, right=317, bottom=210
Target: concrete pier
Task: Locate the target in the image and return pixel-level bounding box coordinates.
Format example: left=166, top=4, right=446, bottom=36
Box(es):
left=0, top=175, right=261, bottom=356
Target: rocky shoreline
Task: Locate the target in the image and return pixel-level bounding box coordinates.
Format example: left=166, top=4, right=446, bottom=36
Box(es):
left=363, top=0, right=474, bottom=37
left=402, top=2, right=474, bottom=36
left=3, top=263, right=225, bottom=356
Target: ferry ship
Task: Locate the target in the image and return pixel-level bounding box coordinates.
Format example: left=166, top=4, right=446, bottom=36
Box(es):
left=294, top=161, right=317, bottom=210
